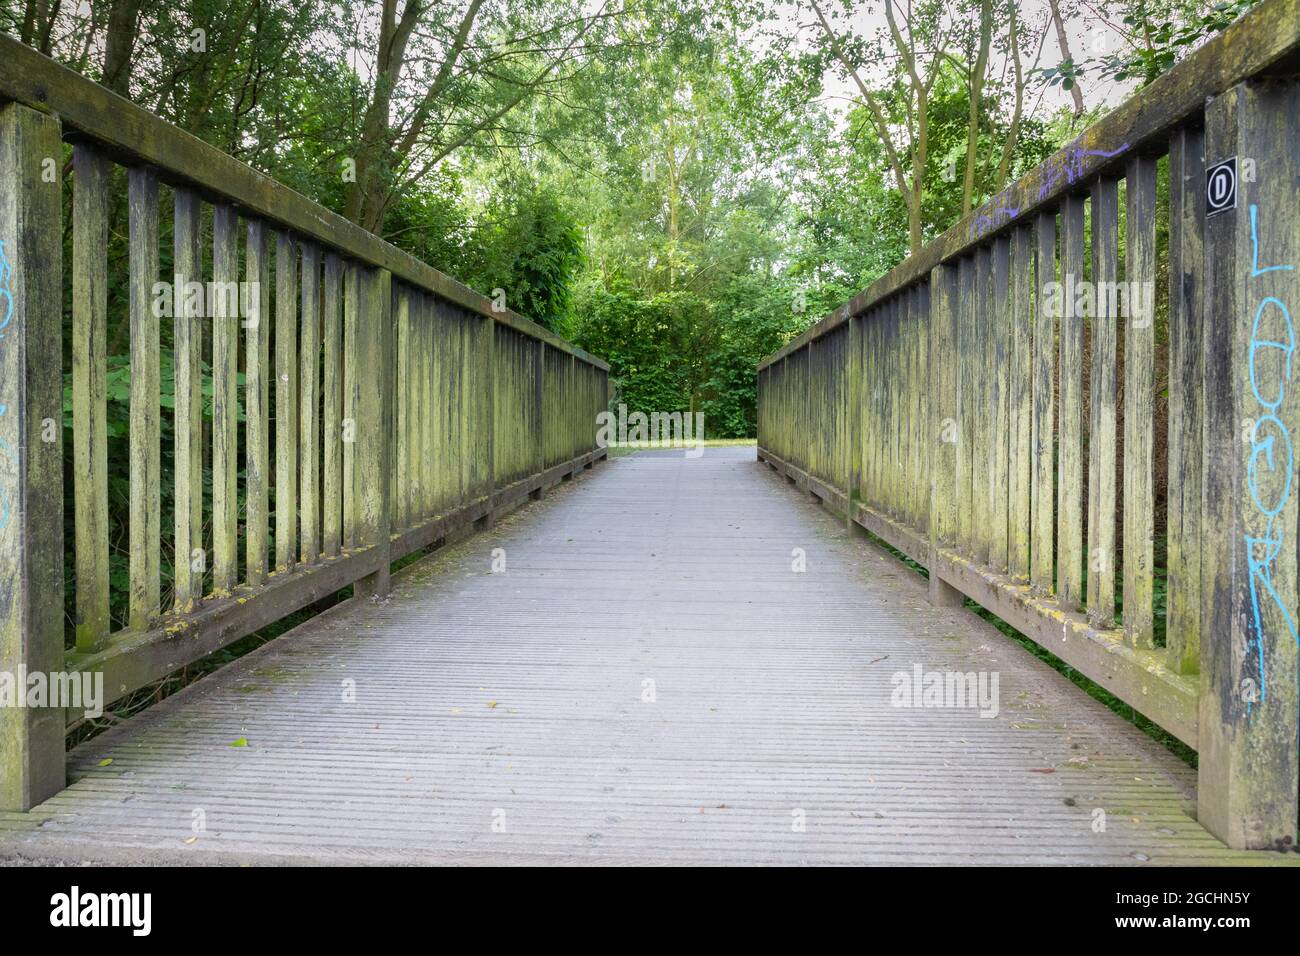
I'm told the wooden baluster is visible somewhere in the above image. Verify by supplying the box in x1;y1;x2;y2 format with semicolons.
245;220;270;586
275;230;298;571
991;236;1011;572
1124;156;1158;646
321;252;342;558
1087;178;1120;627
300;241;321;564
1057;195;1086;610
1030;211;1057;593
1166;127;1205;673
1008;225;1033;581
173;187;203;613
211;204;239;594
127;167;160;629
72;144;110;645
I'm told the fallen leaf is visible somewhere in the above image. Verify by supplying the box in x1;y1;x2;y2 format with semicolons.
229;737;249;748
1028;767;1055;774
98;758;113;767
183;836;198;845
487;700;498;709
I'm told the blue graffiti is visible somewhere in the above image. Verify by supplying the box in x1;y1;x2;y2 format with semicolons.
0;238;12;339
1035;141;1130;202
1242;204;1298;713
968;200;1021;240
965;140;1131;242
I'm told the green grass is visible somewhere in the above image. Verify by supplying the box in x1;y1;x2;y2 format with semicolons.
606;437;757;458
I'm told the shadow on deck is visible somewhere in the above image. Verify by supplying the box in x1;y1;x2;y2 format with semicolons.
0;447;1288;865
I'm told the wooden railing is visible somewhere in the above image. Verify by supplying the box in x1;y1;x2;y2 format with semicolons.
758;0;1300;850
0;37;608;811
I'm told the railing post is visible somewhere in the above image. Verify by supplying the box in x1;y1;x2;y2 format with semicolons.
845;314;860;526
353;266;393;599
0;102;65;810
927;263;962;607
1199;78;1300;849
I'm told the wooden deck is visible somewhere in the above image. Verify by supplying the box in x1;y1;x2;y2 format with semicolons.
0;446;1289;865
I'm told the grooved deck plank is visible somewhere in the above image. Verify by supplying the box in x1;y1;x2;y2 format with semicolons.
1;448;1290;866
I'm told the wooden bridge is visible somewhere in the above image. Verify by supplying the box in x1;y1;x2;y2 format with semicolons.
1;0;1299;864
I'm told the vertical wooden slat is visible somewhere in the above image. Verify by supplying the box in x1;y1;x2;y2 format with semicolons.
454;310;468;502
300;241;321;564
534;337;545;480
0;102;65;810
411;292;425;523
485;317;496;506
395;285;410;531
916;281;931;536
353;266;392;598
275;231;298;570
244;220;270;586
972;247;991;565
211;204;239;594
172;187;203;613
421;294;434;518
321;252;342;557
1124;156;1157;646
127;166;160;629
1166;127;1205;673
957;258;975;555
1057;194;1086;610
1008;225;1033;581
911;290;923;528
990;236;1011;571
847;314;861;525
1087;177;1120;627
1031;211;1057;592
72;144;110;646
342;260;359;549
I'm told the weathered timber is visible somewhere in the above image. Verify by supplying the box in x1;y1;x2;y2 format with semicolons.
1086;177;1119;628
172;186;203;613
72;144;110;647
1198;78;1300;850
0;103;64;811
127;166;160;630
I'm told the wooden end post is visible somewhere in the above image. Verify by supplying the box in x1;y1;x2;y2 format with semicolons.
1199;78;1300;849
0;102;65;810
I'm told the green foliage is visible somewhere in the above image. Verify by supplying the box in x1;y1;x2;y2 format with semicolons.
462;177;585;335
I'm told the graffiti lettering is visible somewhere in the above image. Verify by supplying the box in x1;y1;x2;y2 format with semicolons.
1242;204;1298;712
0;239;12;534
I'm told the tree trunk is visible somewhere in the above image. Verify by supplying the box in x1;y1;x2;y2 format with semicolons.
961;0;993;215
103;0;146;97
1048;0;1085;117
